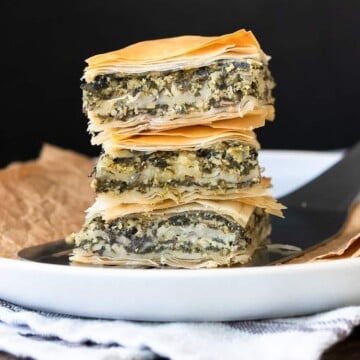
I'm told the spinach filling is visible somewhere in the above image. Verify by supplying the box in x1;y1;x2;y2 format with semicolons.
82;59;274;122
73;208;269;257
93;141;260;195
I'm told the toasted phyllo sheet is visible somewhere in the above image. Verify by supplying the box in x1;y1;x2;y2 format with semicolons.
84;29;266;80
68;206;270;269
93;141;260;202
86;182;286;219
98;126;260;155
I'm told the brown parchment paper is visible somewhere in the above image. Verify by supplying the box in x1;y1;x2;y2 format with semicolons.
282;202;360;264
0;145;95;259
0;144;359;264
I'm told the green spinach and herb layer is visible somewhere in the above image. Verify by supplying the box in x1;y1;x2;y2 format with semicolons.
69;208;269;259
93;141;260;196
82;59;274;122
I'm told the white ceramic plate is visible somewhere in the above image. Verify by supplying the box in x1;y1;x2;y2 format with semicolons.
0;150;359;321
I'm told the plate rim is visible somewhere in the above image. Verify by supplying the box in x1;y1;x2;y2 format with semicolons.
1;256;360;277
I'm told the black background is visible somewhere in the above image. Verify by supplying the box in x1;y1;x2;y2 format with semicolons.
2;0;359;166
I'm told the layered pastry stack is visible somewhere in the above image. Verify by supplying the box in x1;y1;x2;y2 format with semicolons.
68;29;284;268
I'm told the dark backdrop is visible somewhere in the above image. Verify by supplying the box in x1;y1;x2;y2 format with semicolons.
2;0;359;166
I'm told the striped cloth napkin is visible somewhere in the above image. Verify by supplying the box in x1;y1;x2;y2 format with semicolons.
0;299;359;360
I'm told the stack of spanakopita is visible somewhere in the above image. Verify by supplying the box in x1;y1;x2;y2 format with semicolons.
68;29;284;268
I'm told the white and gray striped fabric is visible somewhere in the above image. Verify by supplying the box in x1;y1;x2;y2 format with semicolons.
0;299;359;360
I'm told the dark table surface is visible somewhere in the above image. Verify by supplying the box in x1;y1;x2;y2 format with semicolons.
0;325;359;360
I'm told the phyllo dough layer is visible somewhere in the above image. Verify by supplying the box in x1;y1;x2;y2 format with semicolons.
84;29;266;80
68;206;270;269
98;126;260;155
90;106;274;139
